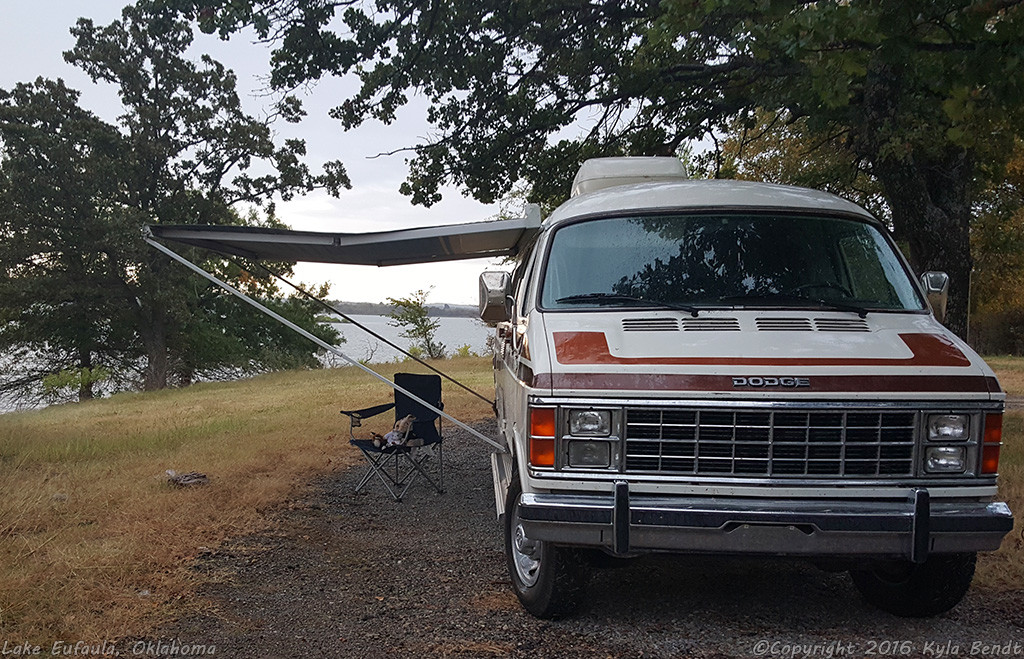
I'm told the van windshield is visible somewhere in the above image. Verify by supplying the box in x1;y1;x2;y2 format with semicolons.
540;214;925;312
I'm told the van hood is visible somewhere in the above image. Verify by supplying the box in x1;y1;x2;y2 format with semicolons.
531;311;1002;401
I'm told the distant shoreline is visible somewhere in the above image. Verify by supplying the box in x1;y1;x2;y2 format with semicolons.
324;301;479;318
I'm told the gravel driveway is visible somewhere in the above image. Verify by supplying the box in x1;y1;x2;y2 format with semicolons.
161;420;1023;658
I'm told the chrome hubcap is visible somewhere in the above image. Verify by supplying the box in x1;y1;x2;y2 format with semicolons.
511;503;541;587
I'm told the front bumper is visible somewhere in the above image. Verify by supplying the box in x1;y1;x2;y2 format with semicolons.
518;484;1013;562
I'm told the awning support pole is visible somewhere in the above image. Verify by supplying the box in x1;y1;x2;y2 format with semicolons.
144;232;506;453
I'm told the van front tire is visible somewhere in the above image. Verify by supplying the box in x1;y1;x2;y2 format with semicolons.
504;477;588;618
849;553;976;617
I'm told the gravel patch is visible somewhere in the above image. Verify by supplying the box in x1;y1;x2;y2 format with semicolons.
158;420;1022;658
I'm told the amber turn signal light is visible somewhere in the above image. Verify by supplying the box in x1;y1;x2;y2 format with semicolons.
982;414;1002;475
529;407;556;467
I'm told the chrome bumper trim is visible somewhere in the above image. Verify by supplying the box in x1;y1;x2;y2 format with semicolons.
517;491;1013;559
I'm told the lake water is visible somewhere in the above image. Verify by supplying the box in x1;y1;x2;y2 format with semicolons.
0;315;494;413
327;314;493;363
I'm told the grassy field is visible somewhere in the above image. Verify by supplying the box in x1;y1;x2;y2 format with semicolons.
0;356;1021;643
984;356;1024;397
0;357;494;643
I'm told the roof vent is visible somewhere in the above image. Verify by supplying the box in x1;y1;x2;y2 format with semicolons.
571;157;688;197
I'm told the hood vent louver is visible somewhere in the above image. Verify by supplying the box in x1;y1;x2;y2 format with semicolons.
755;317;872;332
622;317;742;332
755;317;814;332
680;318;740;331
622;318;679;332
814;318;871;332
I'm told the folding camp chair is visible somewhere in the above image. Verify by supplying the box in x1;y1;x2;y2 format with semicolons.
341;373;445;502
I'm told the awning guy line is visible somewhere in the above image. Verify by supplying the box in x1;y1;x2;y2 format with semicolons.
144;232;506;453
230;255;495;407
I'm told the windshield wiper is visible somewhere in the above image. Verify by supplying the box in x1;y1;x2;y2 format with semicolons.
556;293;699;317
716;293;869;318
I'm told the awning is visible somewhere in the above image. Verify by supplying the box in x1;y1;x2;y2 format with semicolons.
146;206;541;266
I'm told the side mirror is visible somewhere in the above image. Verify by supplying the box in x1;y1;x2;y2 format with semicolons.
479;271;511;323
920;271;949;323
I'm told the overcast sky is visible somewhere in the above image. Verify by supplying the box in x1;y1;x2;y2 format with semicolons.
0;1;507;305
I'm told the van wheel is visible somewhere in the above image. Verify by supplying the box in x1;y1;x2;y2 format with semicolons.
504;476;588;618
849;553;976;617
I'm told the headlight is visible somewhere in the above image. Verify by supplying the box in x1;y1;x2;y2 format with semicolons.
927;414;970;441
567;440;612;468
568;409;612;436
925;446;967;473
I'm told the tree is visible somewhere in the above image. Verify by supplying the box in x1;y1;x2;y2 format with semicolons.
690;110;889;222
64;1;349;390
0;79;132;402
702;112;1024;353
386;289;446;360
0;2;346;401
179;0;1024;338
970;139;1024;353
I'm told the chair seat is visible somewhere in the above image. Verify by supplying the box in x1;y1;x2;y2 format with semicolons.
349;438;410;454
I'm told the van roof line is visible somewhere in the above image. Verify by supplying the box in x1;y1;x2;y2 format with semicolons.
546;178;878;228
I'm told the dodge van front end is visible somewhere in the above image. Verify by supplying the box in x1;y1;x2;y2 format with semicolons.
517;400;1011;559
487;160;1013;620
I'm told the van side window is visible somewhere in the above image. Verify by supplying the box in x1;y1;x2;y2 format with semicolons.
510;243;537;318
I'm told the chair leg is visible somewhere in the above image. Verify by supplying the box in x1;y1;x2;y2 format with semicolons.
351;442;442;502
354;450;387;492
399;446;444;495
353;448;404;502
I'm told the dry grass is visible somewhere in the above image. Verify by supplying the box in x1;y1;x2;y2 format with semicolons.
1;355;1021;642
975;408;1024;590
0;357;494;643
985;355;1024;397
975;357;1023;591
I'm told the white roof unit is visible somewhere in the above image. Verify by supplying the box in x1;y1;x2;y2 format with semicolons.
570;156;687;197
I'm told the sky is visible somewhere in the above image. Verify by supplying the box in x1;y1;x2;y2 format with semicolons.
0;1;509;305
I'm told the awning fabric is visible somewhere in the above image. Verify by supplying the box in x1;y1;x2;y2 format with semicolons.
147;209;541;266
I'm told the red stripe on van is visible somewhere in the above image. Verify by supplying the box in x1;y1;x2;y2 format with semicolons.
552;331;971;367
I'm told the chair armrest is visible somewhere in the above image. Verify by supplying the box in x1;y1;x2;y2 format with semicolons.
340;402;395;421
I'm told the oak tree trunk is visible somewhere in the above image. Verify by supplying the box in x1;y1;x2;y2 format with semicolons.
141;311;169;391
874;150;973;339
856;61;973;339
77;346;94;402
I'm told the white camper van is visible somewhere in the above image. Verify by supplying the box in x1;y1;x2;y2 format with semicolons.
148;155;1014;622
478;157;1013;619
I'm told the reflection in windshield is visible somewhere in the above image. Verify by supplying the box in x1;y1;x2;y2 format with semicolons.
540;214;924;311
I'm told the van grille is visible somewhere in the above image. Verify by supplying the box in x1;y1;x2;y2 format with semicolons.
624;408;916;477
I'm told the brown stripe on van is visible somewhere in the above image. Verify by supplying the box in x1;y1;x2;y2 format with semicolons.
552;331;971;367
